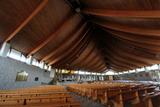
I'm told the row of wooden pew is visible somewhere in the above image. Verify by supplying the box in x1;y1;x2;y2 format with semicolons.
0;85;80;107
66;81;159;107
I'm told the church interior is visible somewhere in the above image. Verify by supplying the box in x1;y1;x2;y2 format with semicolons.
0;0;160;107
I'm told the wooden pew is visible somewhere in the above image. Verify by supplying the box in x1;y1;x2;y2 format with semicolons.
0;85;80;107
66;81;157;107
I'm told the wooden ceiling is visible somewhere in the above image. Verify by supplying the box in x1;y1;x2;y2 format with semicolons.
0;0;160;72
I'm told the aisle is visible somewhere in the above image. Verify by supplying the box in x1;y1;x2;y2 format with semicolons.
70;93;106;107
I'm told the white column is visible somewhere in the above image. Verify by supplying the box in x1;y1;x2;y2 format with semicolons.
0;42;10;57
158;64;160;70
50;69;55;78
109;75;113;81
26;55;33;65
144;67;148;72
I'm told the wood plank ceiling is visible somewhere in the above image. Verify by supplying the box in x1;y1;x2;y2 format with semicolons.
0;0;160;72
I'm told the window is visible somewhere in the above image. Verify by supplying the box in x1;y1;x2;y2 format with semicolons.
32;58;39;66
4;47;53;71
129;70;135;73
39;61;44;69
105;71;115;75
26;56;32;64
137;67;145;72
123;71;128;74
16;71;28;81
7;49;21;61
150;64;158;70
48;66;51;71
78;70;86;75
44;64;48;70
20;54;26;62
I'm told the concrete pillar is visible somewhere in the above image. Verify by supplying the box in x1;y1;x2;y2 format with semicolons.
42;62;45;69
50;69;55;78
145;67;148;72
102;76;104;81
158;64;160;70
39;61;44;69
96;73;99;81
0;42;10;57
26;56;33;65
77;70;80;82
109;75;113;81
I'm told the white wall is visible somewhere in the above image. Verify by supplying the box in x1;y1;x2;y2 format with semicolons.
0;57;52;89
119;71;153;81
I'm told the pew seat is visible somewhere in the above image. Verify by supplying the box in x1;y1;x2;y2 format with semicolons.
0;85;80;107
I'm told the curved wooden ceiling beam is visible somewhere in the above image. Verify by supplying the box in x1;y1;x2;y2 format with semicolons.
112;66;129;72
55;30;92;66
105;50;147;67
56;38;106;72
87;63;107;73
84;49;107;72
82;8;160;18
105;54;140;69
28;13;80;56
104;52;137;70
66;40;94;67
105;29;160;47
104;38;160;55
109;65;126;71
41;22;87;61
87;51;106;71
98;31;159;70
77;46;98;69
100;47;147;67
107;44;160;64
50;37;89;66
107;47;151;66
82;53;105;72
101;42;152;69
84;64;106;73
106;38;158;59
51;48;106;72
111;63;134;71
85;53;105;70
4;0;48;42
112;64;135;71
76;36;107;71
119;39;160;53
71;40;96;67
107;59;137;70
69;39;107;72
48;28;91;65
103;35;160;54
99;67;107;73
94;64;107;72
93;20;160;37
